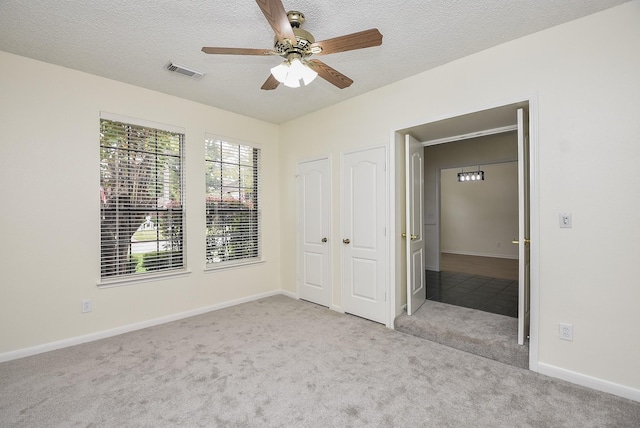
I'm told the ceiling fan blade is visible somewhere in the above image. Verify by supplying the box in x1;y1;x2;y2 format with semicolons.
201;47;275;56
311;29;383;55
255;0;297;44
308;60;353;89
261;74;280;90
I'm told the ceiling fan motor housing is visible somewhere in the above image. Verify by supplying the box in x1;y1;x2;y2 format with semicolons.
273;11;316;58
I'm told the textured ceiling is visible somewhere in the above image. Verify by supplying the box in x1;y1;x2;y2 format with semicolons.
0;0;629;124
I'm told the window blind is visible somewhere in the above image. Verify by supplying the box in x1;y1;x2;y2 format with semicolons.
100;118;185;279
205;136;260;265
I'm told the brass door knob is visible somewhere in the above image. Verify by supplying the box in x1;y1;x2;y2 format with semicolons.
512;238;531;245
343;238;350;244
410;234;419;240
321;237;328;243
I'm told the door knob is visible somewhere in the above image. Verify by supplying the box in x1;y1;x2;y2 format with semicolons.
511;238;531;244
343;238;350;244
401;232;407;238
410;234;419;240
321;237;328;243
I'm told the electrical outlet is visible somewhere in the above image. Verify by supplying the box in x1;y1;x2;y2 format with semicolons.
559;323;573;341
81;299;92;313
559;213;572;228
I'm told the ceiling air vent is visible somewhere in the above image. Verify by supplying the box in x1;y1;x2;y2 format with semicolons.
165;62;204;79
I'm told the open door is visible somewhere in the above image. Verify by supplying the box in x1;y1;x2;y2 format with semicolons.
517;108;531;345
406;134;426;315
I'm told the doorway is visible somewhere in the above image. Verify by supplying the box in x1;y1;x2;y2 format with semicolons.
394;100;537;368
430;158;519;318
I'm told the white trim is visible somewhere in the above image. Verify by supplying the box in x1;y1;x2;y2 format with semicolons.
100;111;185;134
386;142;392;328
280;289;298;299
391;93;532;136
330;304;344;314
422;125;518;146
0;290;287;364
204;132;263;150
388;136;398;328
527;93;540;371
440;250;518;260
98;270;192;288
537;362;640;402
204;259;265;272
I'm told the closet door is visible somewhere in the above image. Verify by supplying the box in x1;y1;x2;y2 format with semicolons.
297;158;331;307
341;146;387;324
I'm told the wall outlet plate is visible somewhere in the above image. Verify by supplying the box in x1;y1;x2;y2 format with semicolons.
81;299;92;313
559;323;573;341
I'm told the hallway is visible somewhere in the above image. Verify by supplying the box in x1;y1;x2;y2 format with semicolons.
428;254;519;318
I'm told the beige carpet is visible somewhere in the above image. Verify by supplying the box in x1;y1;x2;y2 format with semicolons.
1;295;638;427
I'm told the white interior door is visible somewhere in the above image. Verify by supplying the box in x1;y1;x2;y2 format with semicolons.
297;158;331;307
517;108;531;345
406;135;426;315
341;146;387;324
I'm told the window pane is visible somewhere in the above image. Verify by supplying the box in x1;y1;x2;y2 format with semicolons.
205;135;260;265
205;138;221;162
206;162;222;197
221;141;239;164
100;119;185;280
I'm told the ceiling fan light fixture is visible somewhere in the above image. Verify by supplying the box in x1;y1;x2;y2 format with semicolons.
270;62;289;82
292;58;318;85
270;57;318;88
283;69;301;88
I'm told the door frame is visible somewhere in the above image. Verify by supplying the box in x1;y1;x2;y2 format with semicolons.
387;95;540;371
296;155;333;307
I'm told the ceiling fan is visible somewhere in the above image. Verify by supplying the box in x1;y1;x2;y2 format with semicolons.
201;0;383;90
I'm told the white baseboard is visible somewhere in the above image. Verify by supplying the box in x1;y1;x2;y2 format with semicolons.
279;289;297;299
0;289;289;364
537;362;640;402
441;250;518;260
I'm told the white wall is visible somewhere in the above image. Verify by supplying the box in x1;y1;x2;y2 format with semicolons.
441;162;518;259
279;2;640;393
0;51;281;355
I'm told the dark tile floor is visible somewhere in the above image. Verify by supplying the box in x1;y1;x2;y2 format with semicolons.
426;270;518;318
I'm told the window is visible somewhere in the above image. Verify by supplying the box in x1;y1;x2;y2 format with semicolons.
100;115;185;281
205;136;260;266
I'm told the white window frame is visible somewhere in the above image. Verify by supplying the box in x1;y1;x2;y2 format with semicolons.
98;112;189;287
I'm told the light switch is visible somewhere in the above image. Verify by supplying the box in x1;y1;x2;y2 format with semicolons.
559;213;572;228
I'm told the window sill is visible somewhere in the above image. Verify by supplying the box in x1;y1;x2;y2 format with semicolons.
204;259;265;273
97;269;192;289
